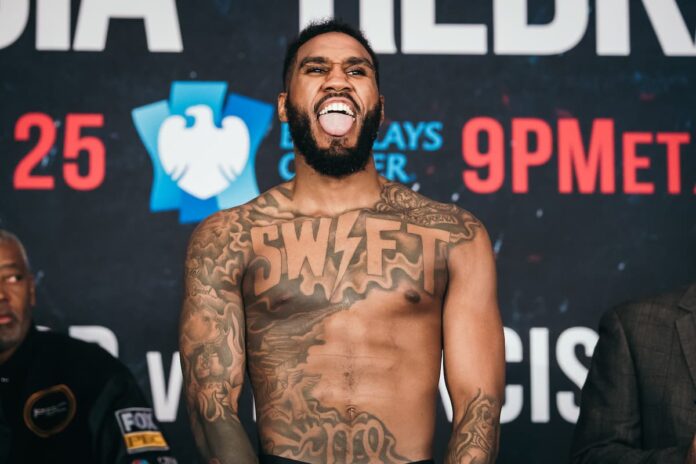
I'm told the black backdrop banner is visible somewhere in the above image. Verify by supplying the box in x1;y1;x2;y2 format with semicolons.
1;1;695;462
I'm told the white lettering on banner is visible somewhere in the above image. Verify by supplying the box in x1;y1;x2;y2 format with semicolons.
37;0;71;50
69;325;119;357
298;0;696;56
556;327;598;423
401;0;487;55
642;0;696;56
299;0;333;30
500;328;523;424
298;0;487;54
0;0;182;51
530;328;550;423
146;352;183;422
439;326;597;424
74;0;182;52
0;0;29;49
493;0;588;55
596;0;630;56
360;0;397;54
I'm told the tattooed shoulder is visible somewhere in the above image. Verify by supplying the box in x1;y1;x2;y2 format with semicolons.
192;207;251;249
374;182;482;247
184;185;302;279
184;206;255;289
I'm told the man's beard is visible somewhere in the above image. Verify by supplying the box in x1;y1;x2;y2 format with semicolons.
0;317;25;353
285;96;382;179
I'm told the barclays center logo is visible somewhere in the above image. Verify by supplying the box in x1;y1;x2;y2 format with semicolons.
132;82;274;223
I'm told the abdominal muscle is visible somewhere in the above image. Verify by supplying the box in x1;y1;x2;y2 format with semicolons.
251;290;442;463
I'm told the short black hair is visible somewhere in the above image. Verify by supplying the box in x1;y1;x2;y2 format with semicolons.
282;19;380;90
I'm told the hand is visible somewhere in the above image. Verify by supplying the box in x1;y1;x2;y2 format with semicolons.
686;435;696;464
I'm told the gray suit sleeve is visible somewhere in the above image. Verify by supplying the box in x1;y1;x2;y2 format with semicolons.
570;309;688;464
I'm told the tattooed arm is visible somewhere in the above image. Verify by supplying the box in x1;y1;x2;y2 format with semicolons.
443;219;504;464
179;212;258;464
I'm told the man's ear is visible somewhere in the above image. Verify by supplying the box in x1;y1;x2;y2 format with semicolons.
278;92;288;122
379;95;385;124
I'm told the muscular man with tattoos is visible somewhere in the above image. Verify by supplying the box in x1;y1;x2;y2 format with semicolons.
179;20;504;464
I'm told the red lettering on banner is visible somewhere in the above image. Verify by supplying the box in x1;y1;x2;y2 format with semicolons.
656;132;690;195
512;119;552;193
558;119;615;194
460;117;693;195
12;112;106;191
461;117;504;193
623;132;654;194
13;113;57;190
63;114;106;191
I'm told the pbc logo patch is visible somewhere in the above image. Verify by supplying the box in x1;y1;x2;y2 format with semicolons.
23;384;76;437
115;407;169;454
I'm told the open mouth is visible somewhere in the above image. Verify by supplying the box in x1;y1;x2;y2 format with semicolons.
317;101;356;137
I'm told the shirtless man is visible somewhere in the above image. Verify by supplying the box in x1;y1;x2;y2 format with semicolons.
179;20;504;464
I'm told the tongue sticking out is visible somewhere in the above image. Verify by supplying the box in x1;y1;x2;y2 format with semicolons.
318;112;354;137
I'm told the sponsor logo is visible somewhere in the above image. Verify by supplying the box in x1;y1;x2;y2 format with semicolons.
115;407;169;454
23;384;76;437
278;121;442;183
133;81;274;223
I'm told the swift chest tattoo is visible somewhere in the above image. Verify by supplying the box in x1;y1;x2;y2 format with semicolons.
249;213;450;298
244;184;481;302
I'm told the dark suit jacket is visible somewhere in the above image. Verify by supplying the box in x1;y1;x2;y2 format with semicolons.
571;283;696;463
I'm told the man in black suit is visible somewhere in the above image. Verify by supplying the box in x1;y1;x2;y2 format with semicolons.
0;229;178;463
572;282;696;463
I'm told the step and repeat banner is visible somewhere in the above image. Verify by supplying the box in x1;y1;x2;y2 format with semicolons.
1;0;695;462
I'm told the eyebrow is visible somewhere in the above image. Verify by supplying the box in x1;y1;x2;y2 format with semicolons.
298;56;375;71
0;262;21;271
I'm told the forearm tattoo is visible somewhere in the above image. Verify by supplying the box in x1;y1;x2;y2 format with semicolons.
180;212;256;462
445;390;500;464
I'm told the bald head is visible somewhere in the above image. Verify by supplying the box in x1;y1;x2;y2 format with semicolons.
0;230;30;271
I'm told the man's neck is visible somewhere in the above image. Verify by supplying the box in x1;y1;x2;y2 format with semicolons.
0;324;33;366
290;154;385;217
0;345;19;365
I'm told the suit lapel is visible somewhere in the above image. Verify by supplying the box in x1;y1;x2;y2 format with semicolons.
676;283;696;390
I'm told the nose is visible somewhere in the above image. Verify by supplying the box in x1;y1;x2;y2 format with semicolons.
321;64;351;93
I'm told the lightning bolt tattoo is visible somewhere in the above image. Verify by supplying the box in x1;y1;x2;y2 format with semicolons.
331;210;362;298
